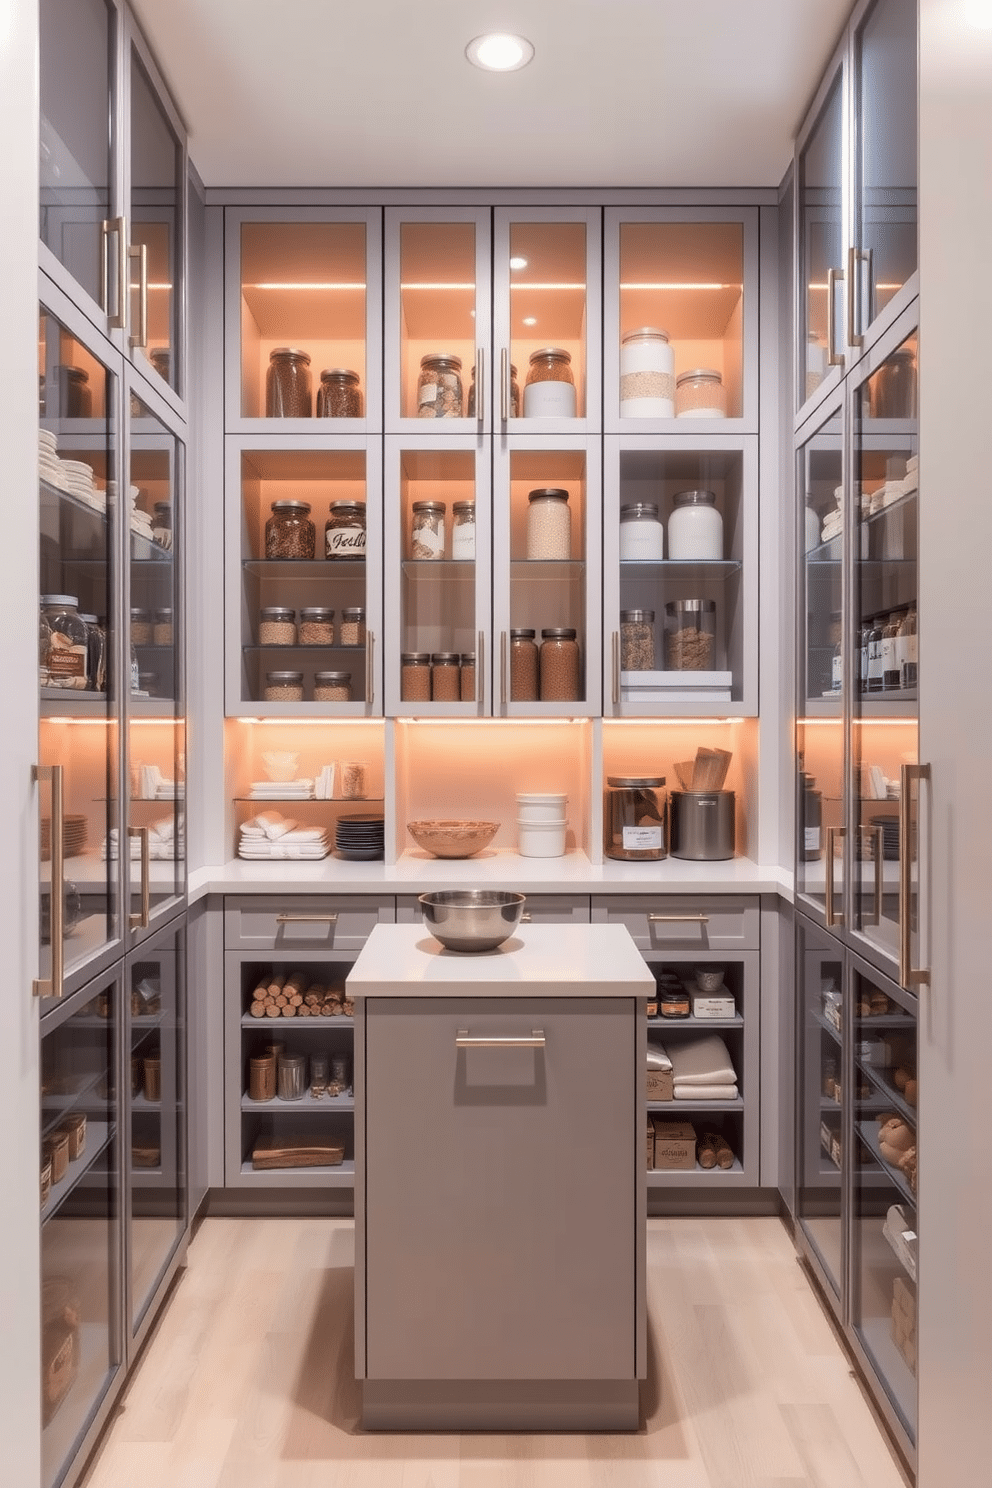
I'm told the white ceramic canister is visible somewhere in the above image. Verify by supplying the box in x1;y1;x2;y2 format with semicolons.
517;818;568;857
619;502;664;561
516;792;568;823
619;327;675;418
667;489;723;560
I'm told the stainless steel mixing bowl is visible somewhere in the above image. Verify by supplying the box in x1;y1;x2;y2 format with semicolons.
419;889;526;952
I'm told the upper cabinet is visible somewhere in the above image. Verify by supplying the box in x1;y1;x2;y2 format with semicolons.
796;0;917;425
39;0;188;413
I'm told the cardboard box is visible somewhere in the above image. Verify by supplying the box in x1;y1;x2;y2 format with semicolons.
646;1068;674;1101
651;1118;696;1171
693;995;736;1019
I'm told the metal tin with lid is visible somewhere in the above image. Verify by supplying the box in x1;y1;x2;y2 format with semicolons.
604;775;667;861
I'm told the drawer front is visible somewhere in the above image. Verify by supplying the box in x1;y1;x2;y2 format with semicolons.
225;895;394;951
395;894;590;926
591;895;759;952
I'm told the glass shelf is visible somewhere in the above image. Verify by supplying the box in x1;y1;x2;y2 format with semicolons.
243;559;366;580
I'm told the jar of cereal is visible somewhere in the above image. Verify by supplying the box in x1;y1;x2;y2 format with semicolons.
417;353;463;418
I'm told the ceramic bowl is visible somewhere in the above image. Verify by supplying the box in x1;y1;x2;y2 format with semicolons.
419;890;526;952
407;820;499;858
261;751;299;782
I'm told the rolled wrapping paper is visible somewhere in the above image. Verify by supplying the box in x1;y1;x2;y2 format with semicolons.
666;1033;737;1086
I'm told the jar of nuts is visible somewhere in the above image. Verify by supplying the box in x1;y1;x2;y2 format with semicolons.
259;607;297;645
620;609;655;670
316;368;362;418
417;353;463;418
263;670;304;702
460;652;476;701
324;500;366;560
540;627;581;702
509;629;539;701
265;500;315;559
313;670;352;702
130;606;152;646
664;599;716;670
266;348;312;418
430;653;461;701
523;348;576;418
153;608;174;646
400;652;432;702
299;607;334;645
339;607;366;646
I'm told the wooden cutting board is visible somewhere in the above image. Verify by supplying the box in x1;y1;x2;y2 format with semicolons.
251;1135;345;1170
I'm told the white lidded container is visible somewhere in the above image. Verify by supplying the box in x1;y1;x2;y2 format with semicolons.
667;489;723;560
619;327;675;417
619;502;664;561
516;792;568;823
517;818;569;857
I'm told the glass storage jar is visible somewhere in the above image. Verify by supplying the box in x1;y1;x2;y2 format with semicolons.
130;607;152;646
526;488;571;560
675;368;727;418
619;502;664;561
417;353;463;418
259;607;297;645
78;613;106;692
667;489;723;560
509;629;539;701
56;365;91;418
430;652;461;701
411;500;446;560
263;670;304;702
153;608;174;646
523;348;576;418
39;608;52;683
324;500;366;560
266;348;312;418
540;627;581;701
299;607;334;645
400;652;432;702
664;599;716;670
873;346;917;419
265;500;315;559
314;670;352;702
620;609;656;671
603;776;667;861
898;606;918;688
339;607;366;646
451;500;476;560
619;327;675;417
460;653;476;701
883;611;904;690
151;501;172;550
316;368;362;418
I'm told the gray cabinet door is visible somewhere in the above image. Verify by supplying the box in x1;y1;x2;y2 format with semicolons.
364;996;637;1381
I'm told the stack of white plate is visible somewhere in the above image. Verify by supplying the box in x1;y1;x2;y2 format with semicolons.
61;459;104;512
39;428;67;490
516;792;568;858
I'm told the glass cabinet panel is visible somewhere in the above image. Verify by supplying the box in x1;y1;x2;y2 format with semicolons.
851;332;918;967
127;930;185;1334
39;307;121;991
799;69;846;409
392;216;484;429
128;41;182;395
40;975;122;1488
127;394;184;921
796;918;845;1301
39;0;117;317
796;406;844;913
851;964;917;1441
502;218;591;423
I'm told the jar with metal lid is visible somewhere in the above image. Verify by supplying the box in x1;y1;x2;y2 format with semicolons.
872;346;917;419
400;652;432;702
523;348;577;418
460;652;476;702
153;608;174;646
265;348;312;418
314;670;352;702
451;500;476;560
603;775;667;861
152;501;172;550
509;628;539;701
431;652;461;701
664;599;716;670
339;607;366;646
324;500;366;560
658;987;690;1018
77;613;106;691
316;368;362;418
539;627;581;701
619;502;664;561
39;608;52;683
882;611;903;690
265;500;315;559
527;488;571;560
620;327;675;417
417;353;463;418
620;609;655;671
898;606;917;688
130;607;152;646
411;500;446;560
259;606;297;646
277;1054;307;1101
299;607;334;645
56;364;91;418
667;489;723;560
675;368;727;419
263;670;304;702
41;596;89;689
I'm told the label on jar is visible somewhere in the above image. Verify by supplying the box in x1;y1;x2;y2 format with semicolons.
417;383;438;406
623;826;662;851
451;526;475;561
619;523;664;561
804;826;821;852
326;525;366;559
523;380;577;418
46;638;87;683
411;521;444;560
831;653;842;690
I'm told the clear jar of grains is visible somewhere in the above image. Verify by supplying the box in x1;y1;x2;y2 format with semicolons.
675;368;727;419
153;608;174;646
417;353;463;418
265;348;312;418
299;607;334;645
259;606;297;645
411;500;445;559
620;609;656;670
665;599;716;670
540;627;581;701
314;670;352;702
400;652;432;702
460;652;476;701
339;607;366;646
509;628;539;701
523;348;577;418
130;606;152;646
263;670;304;702
431;653;461;701
316;368;362;418
526;488;571;560
324;500;366;560
265;500;315;559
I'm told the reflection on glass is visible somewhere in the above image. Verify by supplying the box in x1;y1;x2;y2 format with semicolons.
857;0;917;328
796;923;844;1298
399;223;476;420
510;222;586;419
399;450;477;705
801;73;844;402
130;49;180;390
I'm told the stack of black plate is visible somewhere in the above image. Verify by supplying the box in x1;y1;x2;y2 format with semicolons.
871;814;900;861
335;813;385;860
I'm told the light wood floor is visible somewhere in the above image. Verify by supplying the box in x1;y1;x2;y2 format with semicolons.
80;1216;910;1488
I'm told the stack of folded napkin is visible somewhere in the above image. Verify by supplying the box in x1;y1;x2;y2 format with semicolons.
668;1034;738;1100
238;811;329;860
103;817;181;860
248;779;314;801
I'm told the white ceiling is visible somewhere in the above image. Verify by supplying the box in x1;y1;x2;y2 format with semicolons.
130;0;852;190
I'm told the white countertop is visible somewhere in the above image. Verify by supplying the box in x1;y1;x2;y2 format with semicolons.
348;922;655;997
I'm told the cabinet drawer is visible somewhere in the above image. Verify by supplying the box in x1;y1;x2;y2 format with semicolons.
396;894;590;926
591;896;759;952
225;895;394;951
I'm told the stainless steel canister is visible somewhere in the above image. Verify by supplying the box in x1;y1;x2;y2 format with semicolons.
277;1054;307;1100
668;790;736;860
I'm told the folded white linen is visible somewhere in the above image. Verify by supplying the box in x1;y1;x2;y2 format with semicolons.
240;810;298;840
238;843;328;860
674;1083;739;1100
249;780;313;795
646;1043;672;1071
667;1034;737;1086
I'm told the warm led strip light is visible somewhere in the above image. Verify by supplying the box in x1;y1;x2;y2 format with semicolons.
620;281;739;290
249;281;367;290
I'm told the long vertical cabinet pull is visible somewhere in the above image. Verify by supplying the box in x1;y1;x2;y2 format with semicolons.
129;825;151;929
477;631;485;705
475;349;485;427
129;242;149;348
825;825;846;925
366;631;375;708
611;631;620;707
900;762;931;989
500;348;509;423
33;764;65;999
846;246;873;350
100;216;128;329
500;631;507;709
826;267;845;366
861;823;884;926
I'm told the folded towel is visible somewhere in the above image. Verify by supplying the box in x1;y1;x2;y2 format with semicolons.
240;810;298;840
674;1083;739;1101
646;1043;672;1071
667;1034;737;1086
238;843;329;860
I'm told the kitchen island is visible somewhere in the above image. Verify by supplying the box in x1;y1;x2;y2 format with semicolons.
348;921;652;1431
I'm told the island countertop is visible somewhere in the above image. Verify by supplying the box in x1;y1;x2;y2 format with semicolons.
347;921;654;998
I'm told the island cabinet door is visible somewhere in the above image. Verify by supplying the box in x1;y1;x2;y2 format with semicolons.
363;996;639;1382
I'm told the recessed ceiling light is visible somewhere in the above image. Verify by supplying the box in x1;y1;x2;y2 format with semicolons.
523;316;537;326
509;256;528;270
466;33;535;72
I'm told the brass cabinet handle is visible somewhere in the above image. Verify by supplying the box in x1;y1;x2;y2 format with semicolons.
129;242;148;348
826;266;844;367
366;630;375;708
129;825;151;929
648;913;710;924
456;1029;545;1048
900;763;931;989
477;630;484;705
500;630;507;709
101;216;128;328
476;348;485;425
611;630;620;707
500;347;509;423
847;246;873;349
861;823;884;927
275;913;339;924
825;824;846;926
34;765;65;999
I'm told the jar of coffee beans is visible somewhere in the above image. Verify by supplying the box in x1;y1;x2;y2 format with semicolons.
509;629;539;701
316;368;362;418
299;607;334;645
266;348;312;417
417;353;463;418
431;653;461;701
263;671;304;702
540;627;581;701
339;607;366;646
259;607;297;645
460;653;476;701
400;652;432;702
324;500;366;560
265;500;315;559
620;609;655;670
313;670;352;702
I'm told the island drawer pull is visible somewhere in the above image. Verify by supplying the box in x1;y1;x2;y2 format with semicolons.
455;1029;545;1048
275;913;339;925
648;913;710;924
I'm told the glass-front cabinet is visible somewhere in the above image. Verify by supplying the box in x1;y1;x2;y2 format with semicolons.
796;917;844;1302
797;56;846;415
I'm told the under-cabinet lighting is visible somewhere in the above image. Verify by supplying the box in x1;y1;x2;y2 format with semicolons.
398;716;583;725
620;282;737;291
511;283;585;291
249;282;366;291
239;716;383;726
147;283;173;290
401;282;476;291
605;717;746;726
465;33;535;71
